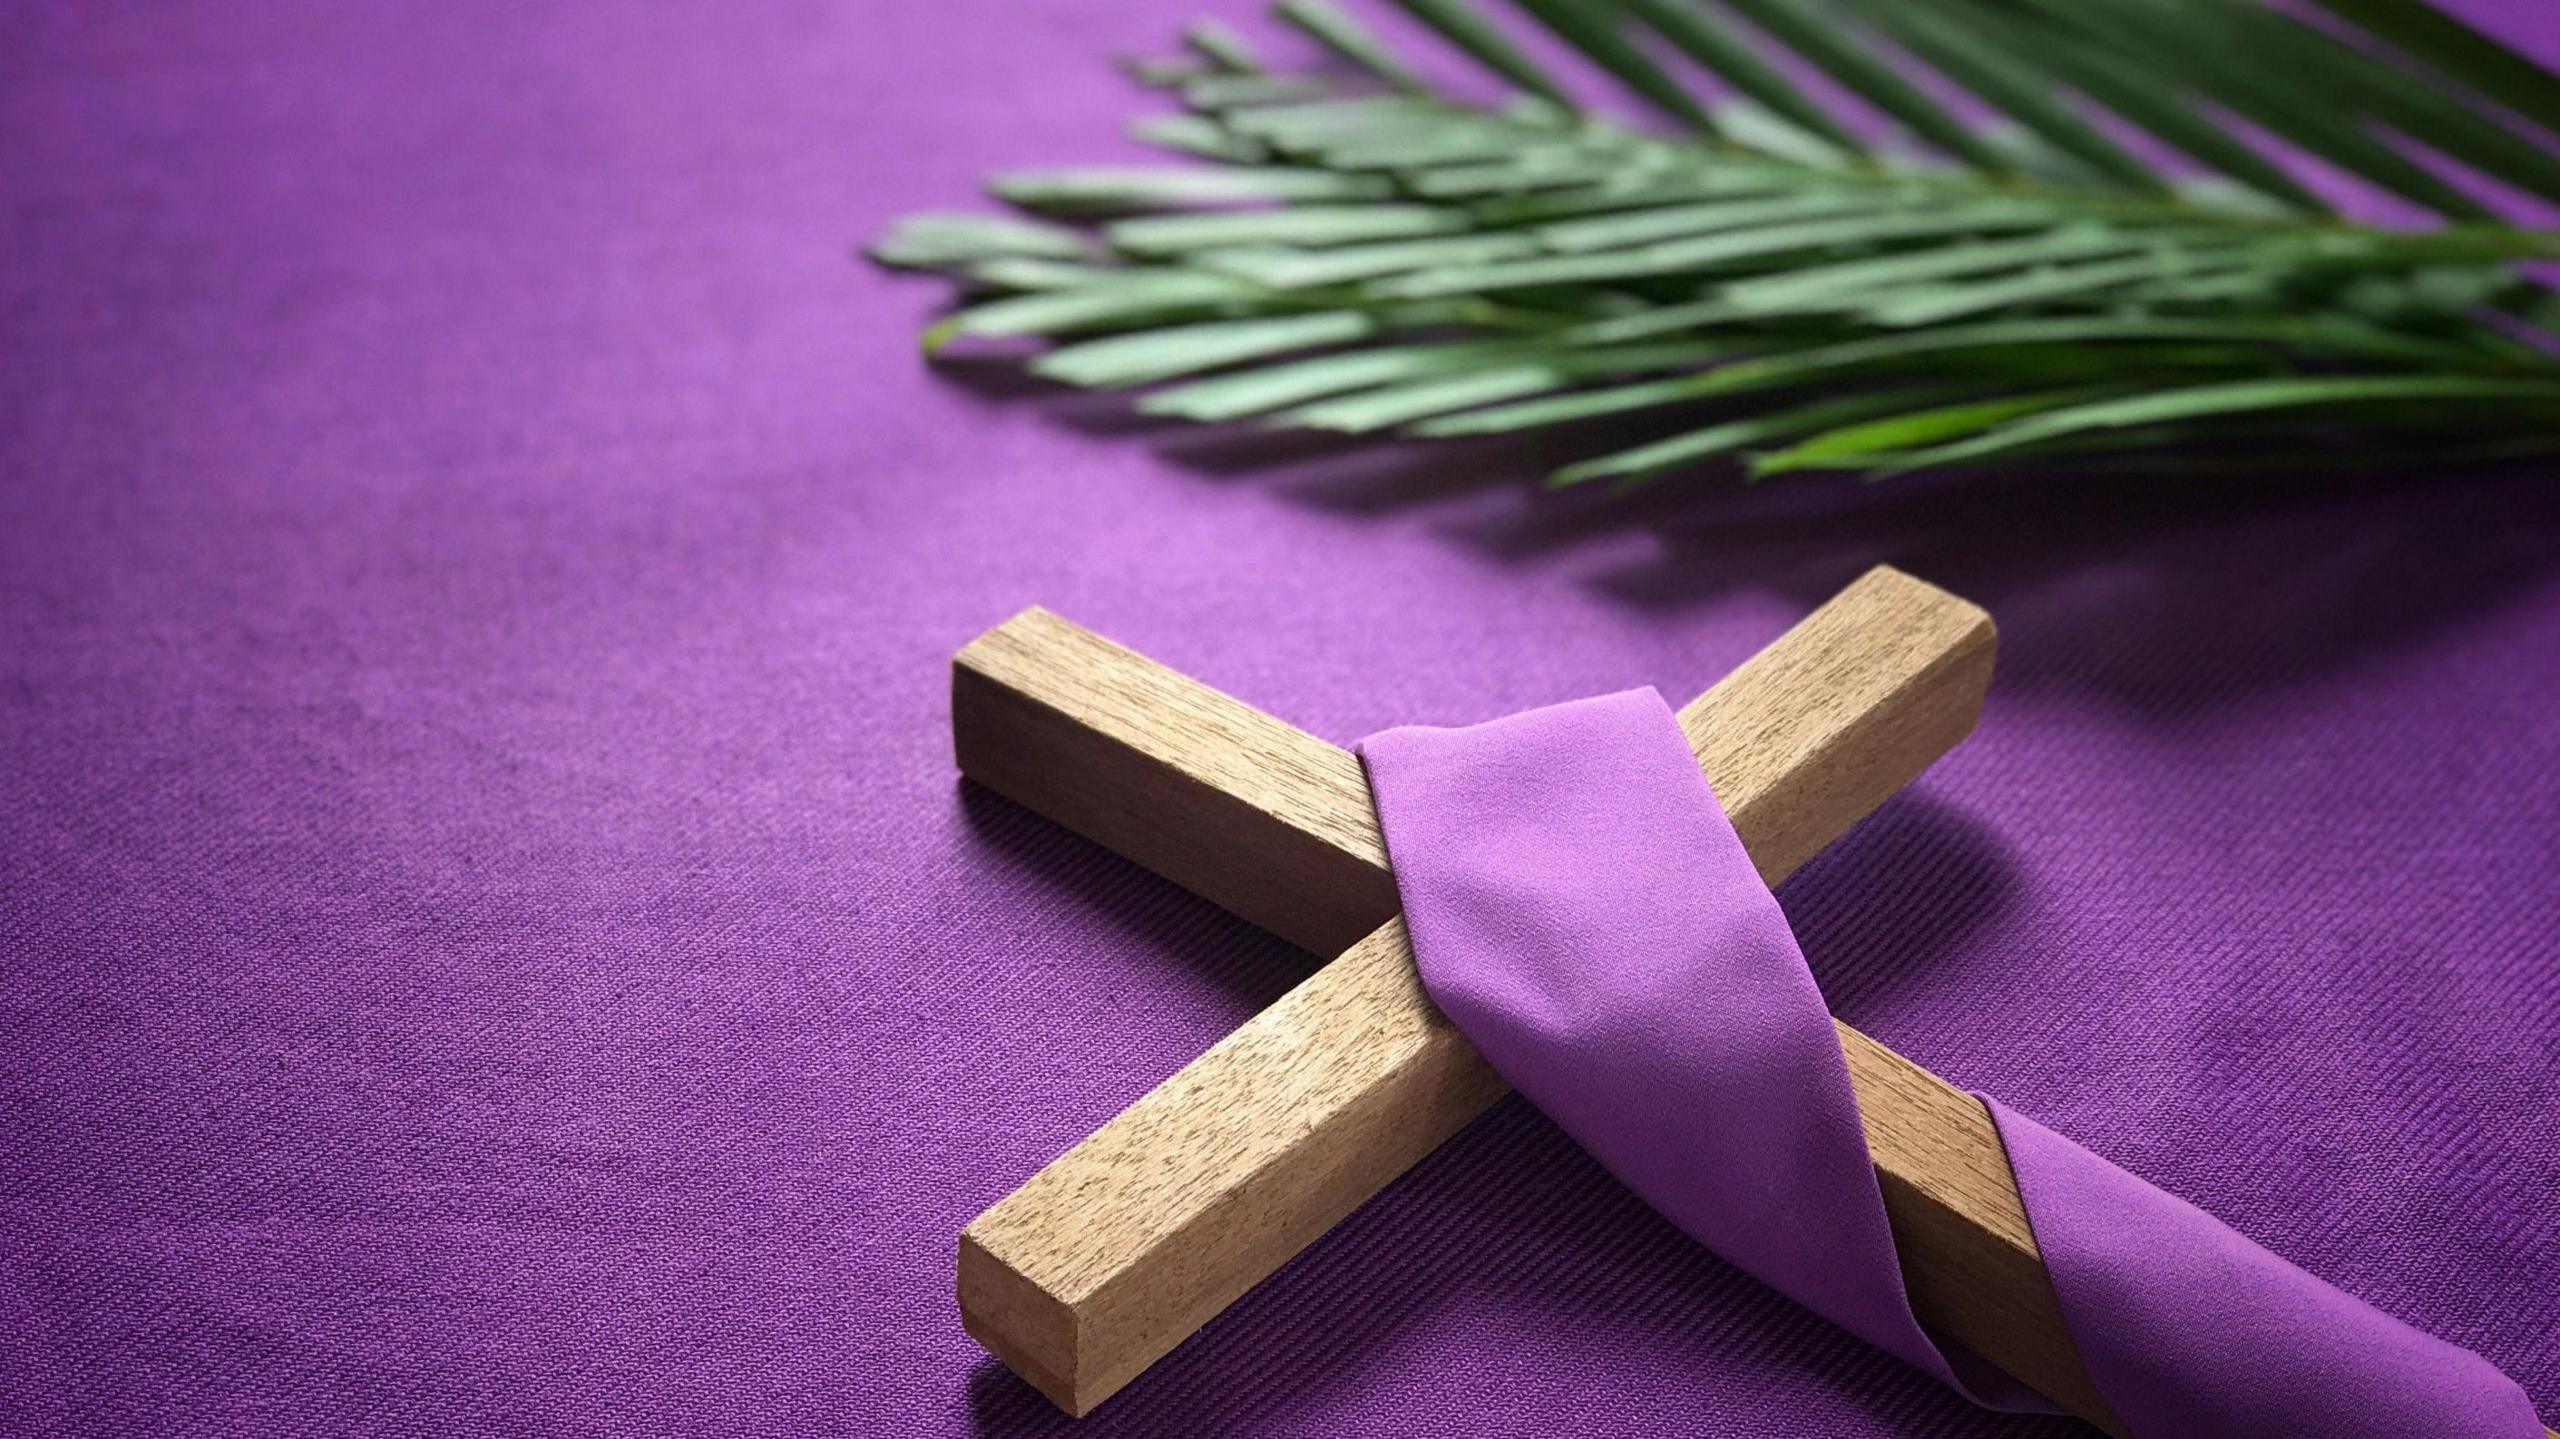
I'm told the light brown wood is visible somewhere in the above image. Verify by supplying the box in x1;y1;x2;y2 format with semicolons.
953;602;1390;960
952;569;2113;1423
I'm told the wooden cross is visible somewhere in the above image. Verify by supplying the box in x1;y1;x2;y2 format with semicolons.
944;568;2066;1433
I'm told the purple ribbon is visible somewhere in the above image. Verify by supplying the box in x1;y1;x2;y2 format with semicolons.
1360;688;2538;1438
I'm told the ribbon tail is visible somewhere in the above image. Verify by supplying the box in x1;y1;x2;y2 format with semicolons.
1987;1099;2542;1439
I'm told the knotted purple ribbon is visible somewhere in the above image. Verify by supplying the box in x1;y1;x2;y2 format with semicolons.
1359;689;2539;1439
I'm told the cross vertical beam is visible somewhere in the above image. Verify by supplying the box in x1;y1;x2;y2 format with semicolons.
952;569;2118;1429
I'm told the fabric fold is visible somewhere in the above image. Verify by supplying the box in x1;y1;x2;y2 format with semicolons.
1988;1100;2542;1438
1359;688;2539;1439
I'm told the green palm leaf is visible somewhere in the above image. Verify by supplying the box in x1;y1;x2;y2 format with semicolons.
1278;0;1432;91
875;0;2560;485
1882;375;2560;472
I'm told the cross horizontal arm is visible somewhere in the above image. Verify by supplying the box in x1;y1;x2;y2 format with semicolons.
951;568;2119;1429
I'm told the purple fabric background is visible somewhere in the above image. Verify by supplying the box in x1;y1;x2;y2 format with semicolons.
2;2;2554;1436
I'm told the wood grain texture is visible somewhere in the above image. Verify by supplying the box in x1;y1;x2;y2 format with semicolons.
952;568;2122;1424
954;606;1391;959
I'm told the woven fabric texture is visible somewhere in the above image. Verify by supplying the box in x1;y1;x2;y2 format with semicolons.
2;2;2555;1436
